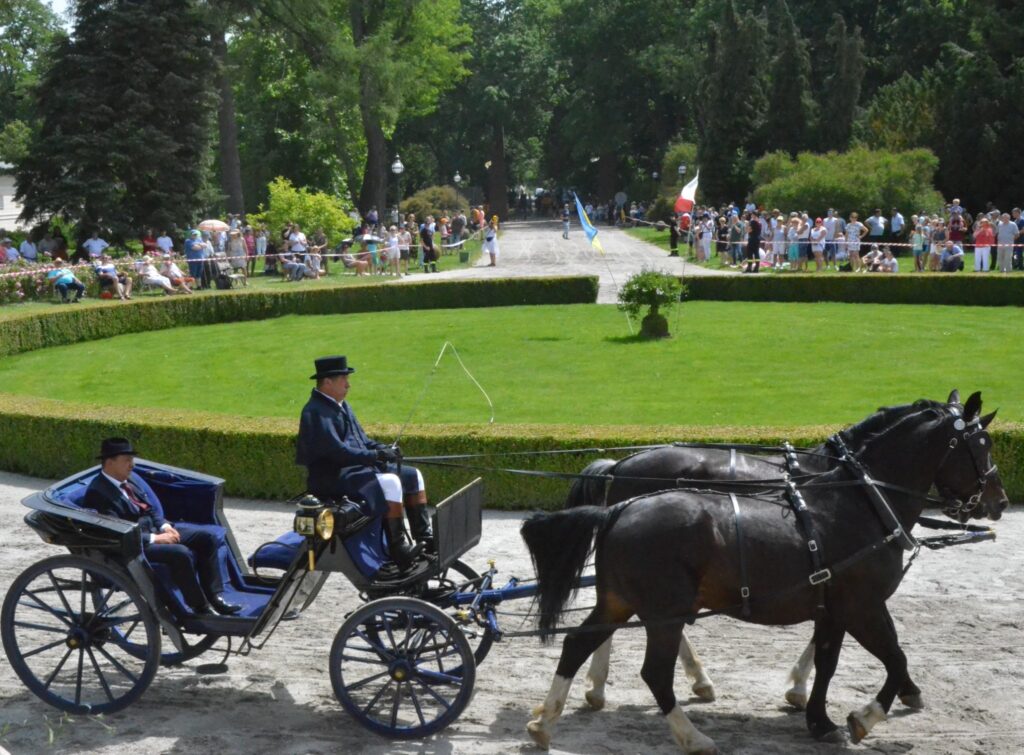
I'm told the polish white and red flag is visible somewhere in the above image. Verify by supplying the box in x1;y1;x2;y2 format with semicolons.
674;171;700;215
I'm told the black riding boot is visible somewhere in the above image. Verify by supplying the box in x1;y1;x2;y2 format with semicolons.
406;504;436;554
385;516;423;570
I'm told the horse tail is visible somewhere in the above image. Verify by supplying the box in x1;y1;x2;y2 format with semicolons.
521;506;610;639
564;459;616;509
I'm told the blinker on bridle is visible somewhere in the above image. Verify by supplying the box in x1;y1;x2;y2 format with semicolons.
941;415;998;521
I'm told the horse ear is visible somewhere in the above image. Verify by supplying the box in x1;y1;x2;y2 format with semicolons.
980;410;997;428
963;391;982;421
947;389;961;405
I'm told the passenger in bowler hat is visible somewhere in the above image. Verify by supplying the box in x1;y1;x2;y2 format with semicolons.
295;355;434;571
84;438;241;615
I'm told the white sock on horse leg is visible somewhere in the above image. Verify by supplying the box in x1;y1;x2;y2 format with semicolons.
527;674;572;750
678;632;715;701
848;699;886;743
585;638;612;709
785;640;815;709
666;704;717;754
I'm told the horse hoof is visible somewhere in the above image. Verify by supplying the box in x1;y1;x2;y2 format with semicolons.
785;689;808;710
810;723;845;744
900;693;924;710
692;682;716;702
846;713;868;744
526;721;551;750
584;689;605;710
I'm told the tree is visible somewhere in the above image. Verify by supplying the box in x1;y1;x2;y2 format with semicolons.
763;0;813;156
16;0;216;239
815;14;865;149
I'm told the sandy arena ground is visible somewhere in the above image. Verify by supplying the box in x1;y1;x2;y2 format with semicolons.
0;469;1021;755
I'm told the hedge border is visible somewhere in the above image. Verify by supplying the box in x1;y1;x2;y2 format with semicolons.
0;275;599;357
2;394;1022;508
684;274;1024;306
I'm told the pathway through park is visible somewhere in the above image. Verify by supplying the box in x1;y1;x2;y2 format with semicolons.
398;219;734;303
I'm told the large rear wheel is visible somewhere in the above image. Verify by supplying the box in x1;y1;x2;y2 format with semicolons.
1;555;160;714
330;597;475;739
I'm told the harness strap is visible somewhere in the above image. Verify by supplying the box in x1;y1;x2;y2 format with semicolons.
783;479;828;613
728;448;737;480
729;493;751;617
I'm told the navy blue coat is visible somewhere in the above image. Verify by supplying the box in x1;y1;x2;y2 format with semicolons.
295;390;389;516
84;471;169;537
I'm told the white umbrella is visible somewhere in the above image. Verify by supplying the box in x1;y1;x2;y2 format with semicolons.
198;219;230;232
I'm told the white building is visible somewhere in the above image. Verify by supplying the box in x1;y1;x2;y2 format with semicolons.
0;163;28;232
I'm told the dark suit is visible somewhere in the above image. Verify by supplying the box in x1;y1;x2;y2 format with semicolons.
295;390;393;516
84;472;223;610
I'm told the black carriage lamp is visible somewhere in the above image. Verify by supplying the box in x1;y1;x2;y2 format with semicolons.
294;494;335;570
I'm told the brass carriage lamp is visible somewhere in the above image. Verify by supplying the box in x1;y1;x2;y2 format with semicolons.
293;495;335;541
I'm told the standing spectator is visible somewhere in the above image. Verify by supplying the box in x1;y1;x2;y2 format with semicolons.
244;227;257;276
398;224;412;275
255;226;268;271
227;230;247;278
2;237;18;263
786;218;801;270
384;226;400;276
668;215;680;257
561;204;571;239
184;230;208;289
420;215;438;273
809;217;827;272
822;209;839;269
846;212;867;272
366;206;379;230
727;214;743;266
929;219;947;271
309;227;328;274
698;212;715;263
948;198;964;217
865;208;886;244
288;223;308;265
889;208;905;245
450;210;466;250
910;224;927;272
82;231;109;260
19;235;38;262
798;212;812;270
156;229;175;254
948;208;966;247
715;215;729;263
770;215;786;268
918;214;932;269
482;216;499;266
995;213;1019;273
46;266;86;302
1012;208;1024;270
141;228;159;256
743;212;762;273
51;228;69;260
973;217;995;272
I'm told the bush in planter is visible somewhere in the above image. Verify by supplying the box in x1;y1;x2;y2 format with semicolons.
617;269;686;338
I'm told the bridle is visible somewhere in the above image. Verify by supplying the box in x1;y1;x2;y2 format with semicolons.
937;413;1000;521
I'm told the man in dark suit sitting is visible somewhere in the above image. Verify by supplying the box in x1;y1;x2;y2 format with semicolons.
84;437;241;616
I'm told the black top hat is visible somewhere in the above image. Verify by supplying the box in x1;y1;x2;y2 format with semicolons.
97;437;138;460
310;355;356;380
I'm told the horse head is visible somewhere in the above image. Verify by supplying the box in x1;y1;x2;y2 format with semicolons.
934;391;1008;522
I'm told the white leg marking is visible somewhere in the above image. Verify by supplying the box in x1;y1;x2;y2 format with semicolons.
784;640;815;709
847;699;886;743
666;704;717;754
678;632;716;702
585;638;612;710
527;674;572;750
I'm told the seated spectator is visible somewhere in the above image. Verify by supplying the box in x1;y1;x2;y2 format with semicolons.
46;266;86;303
94;254;133;300
1;238;17;263
159;254;194;294
880;248;899;273
940;240;965;272
83;231;110;260
139;255;179;294
862;244;884;272
279;250;307;281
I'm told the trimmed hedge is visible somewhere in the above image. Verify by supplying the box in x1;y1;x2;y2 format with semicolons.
0;275;599;357
2;394;1021;508
684;274;1024;306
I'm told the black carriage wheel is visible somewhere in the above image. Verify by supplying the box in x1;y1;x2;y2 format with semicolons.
330;597;475;739
2;555;161;715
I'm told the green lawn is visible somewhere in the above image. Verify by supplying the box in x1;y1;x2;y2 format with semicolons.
0;240;482;323
0;302;1019;427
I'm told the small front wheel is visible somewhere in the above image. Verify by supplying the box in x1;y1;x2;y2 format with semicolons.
330;597;475;739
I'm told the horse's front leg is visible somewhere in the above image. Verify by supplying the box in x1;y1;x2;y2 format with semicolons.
584;636;612;710
805;616;847;743
678;631;716;701
844;605;912;743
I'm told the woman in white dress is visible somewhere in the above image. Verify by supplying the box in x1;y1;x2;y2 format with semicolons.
483;217;500;266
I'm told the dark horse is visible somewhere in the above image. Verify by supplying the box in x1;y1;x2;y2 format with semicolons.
523;392;1006;752
564;392;1002;710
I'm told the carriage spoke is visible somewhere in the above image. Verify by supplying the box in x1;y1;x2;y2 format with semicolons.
339;653;391;665
14;620;70;635
416;668;463;686
382;612;400;652
121;619;139;642
407;681;427;726
413;678;453;710
89;586;117;617
74;647;84;706
99;596;136;620
46;571;78;623
389;681;402;728
21;637;67;659
343;669;391;692
95;644;140;685
43;648;74;691
98;613;143;629
352;628;394;660
361;678;393;716
85;647;115;703
22;588;74;627
79;570;87;619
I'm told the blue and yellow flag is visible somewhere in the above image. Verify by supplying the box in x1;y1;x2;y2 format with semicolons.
573;193;604;254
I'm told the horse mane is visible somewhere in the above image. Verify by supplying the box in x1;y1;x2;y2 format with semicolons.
839;399;946;449
855;404;948;457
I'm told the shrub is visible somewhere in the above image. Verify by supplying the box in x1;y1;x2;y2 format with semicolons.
249;177;357;239
618;269;686;337
0;276;600;357
1;393;1021;506
400;185;470;221
750;147;945;217
682;274;1024;307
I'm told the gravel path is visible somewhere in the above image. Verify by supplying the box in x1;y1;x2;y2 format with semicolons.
0;470;1021;754
397;220;733;303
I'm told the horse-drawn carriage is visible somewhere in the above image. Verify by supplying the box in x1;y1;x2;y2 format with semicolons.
1;390;1009;750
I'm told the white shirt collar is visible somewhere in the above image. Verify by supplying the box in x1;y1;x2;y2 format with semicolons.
101;471;130;497
315;389;343;409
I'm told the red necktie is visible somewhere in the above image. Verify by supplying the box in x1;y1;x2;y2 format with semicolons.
121;482;150;513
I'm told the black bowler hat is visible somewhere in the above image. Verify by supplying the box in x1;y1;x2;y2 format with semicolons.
97;437;138;460
310;355;356;380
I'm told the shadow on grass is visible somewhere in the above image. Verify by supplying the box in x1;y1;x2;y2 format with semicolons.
603;333;671;344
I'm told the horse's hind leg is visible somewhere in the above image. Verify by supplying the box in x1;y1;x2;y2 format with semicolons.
844;605;912;744
678;631;716;701
584;636;612;710
527;608;623;750
641;622;717;754
785;639;815;709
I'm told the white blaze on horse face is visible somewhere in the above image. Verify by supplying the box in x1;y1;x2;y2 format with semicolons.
678;633;716;701
527;674;572;750
784;640;815;709
666;705;717;754
585;638;612;710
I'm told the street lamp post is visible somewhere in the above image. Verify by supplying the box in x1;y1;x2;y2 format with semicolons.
678;163;687;182
453;171;462;187
391;154;404;218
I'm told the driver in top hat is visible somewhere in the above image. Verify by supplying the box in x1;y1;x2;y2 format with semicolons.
295;355;433;570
